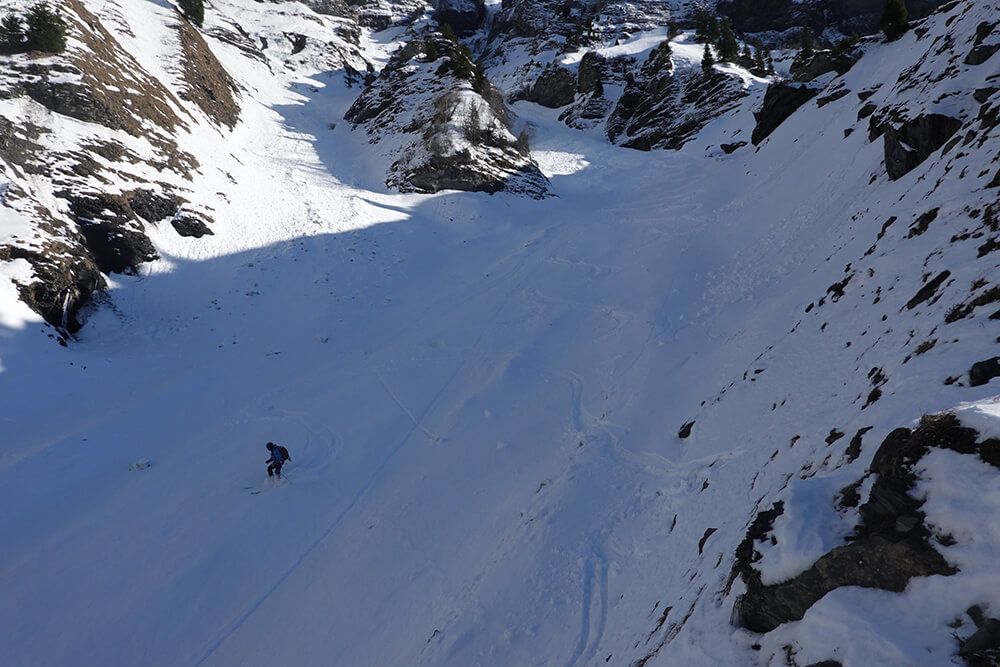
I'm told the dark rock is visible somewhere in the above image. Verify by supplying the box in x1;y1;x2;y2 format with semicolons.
0;241;105;333
907;208;940;238
698;527;717;554
816;88;851;108
960;618;1000;658
127;190;179;222
678;420;696;439
733;415;970;634
78;222;158;275
883;114;963;181
171;212;214;238
846;426;874;462
965;21;999;66
521;64;577;108
721;141;747;154
609;51;746;151
905;270;951;310
434;0;485;36
975;88;1000;104
751;83;819;146
62;192;158;275
176;18;241;128
577;51;606;96
717;0;946;36
970;357;1000;387
792;49;859;83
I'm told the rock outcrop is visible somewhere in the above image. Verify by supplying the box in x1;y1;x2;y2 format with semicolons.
608;43;747;151
718;0;947;36
751;83;819;145
345;33;547;197
433;0;484;35
733;414;991;633
882;113;963;180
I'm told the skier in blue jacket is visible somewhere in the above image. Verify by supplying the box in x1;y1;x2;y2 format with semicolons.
266;442;290;478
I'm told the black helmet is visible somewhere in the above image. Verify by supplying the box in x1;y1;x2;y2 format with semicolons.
266;442;275;450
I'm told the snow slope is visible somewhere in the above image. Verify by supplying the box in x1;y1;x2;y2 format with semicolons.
1;1;999;666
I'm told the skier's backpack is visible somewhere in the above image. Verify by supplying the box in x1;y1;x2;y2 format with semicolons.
277;445;290;462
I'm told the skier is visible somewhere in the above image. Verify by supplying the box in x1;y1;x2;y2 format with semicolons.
265;442;291;478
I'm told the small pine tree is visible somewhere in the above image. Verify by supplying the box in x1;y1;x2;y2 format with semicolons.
701;43;715;73
667;21;680;39
799;27;816;60
715;18;739;63
706;15;720;42
765;51;775;74
879;0;909;41
25;3;66;53
754;44;767;74
440;23;458;43
424;38;439;61
0;12;24;52
741;43;753;66
178;0;204;28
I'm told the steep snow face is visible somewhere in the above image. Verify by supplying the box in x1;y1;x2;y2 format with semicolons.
1;1;1000;667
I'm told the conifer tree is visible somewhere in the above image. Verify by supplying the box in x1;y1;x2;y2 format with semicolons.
715;18;739;63
701;43;715;74
178;0;204;28
0;12;24;52
879;0;909;41
799;27;816;60
424;38;439;61
754;44;767;75
25;3;66;53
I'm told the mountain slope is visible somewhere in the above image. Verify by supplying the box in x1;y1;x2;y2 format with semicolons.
1;1;999;666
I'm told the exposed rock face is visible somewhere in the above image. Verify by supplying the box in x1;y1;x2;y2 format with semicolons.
63;193;159;275
751;83;819;145
608;43;746;151
790;48;860;82
346;0;429;29
883;113;963;180
969;357;1000;387
176;18;241;128
519;64;577;109
433;0;484;35
965;20;999;66
718;0;946;36
0;209;104;333
345;34;547;197
733;415;982;633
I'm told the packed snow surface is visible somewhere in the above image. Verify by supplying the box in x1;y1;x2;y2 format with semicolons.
1;1;1000;666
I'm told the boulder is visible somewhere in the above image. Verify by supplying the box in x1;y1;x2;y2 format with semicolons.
171;212;214;238
577;51;607;96
751;83;818;145
732;415;978;633
791;49;859;82
965;21;999;66
883;113;963;180
970;357;1000;387
522;65;577;108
